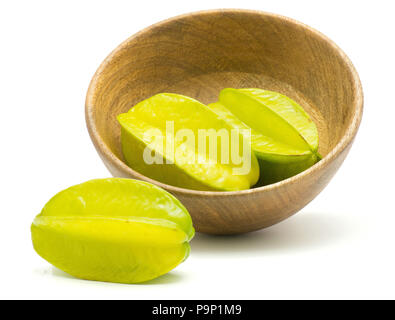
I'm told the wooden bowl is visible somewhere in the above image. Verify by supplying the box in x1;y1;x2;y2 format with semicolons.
86;9;363;235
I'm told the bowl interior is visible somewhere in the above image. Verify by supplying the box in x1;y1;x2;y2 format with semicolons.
87;10;359;186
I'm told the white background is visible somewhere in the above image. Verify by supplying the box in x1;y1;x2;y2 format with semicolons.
1;0;394;300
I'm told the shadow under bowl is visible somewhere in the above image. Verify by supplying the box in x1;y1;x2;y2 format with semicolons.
86;9;363;235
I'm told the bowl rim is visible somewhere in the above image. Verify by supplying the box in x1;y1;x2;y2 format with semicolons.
85;8;363;198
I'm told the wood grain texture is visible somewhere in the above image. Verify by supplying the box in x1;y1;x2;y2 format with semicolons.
85;9;363;234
